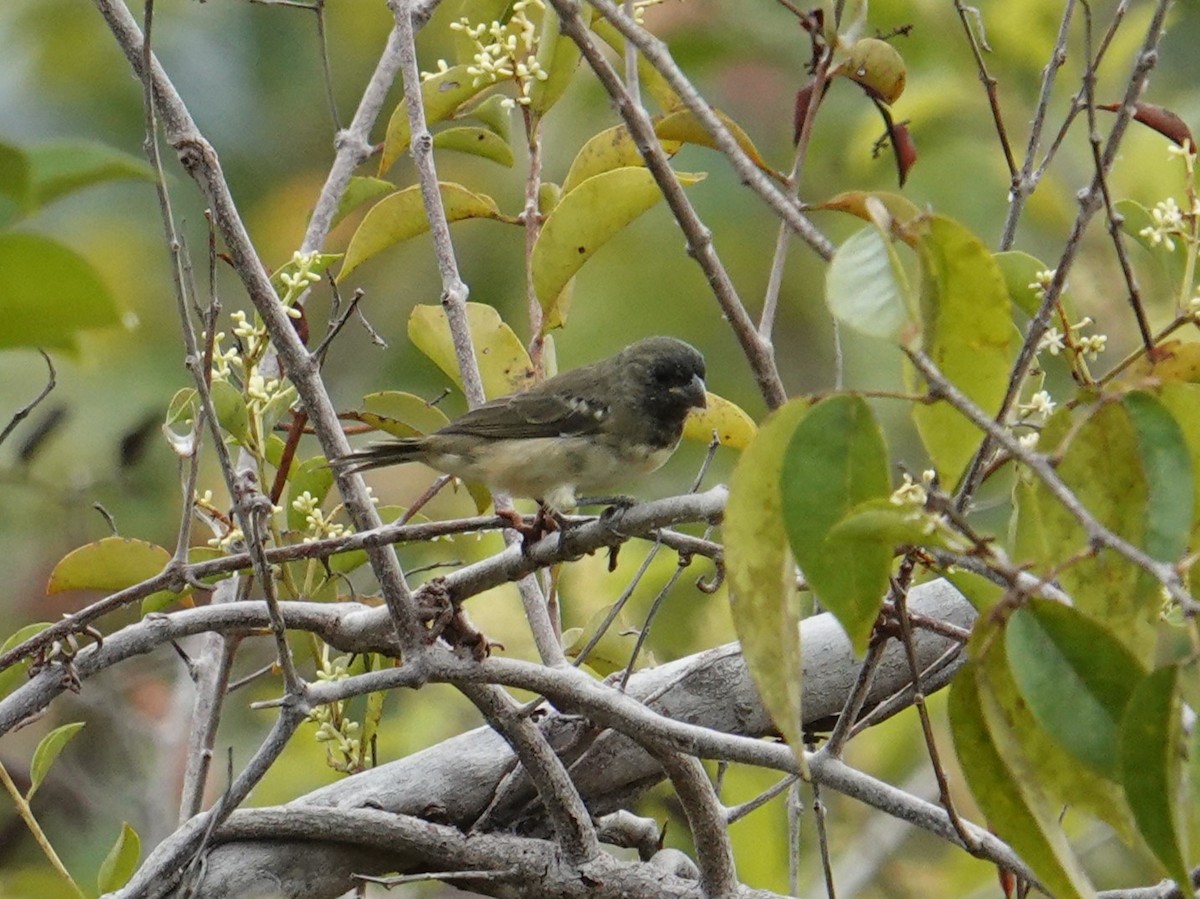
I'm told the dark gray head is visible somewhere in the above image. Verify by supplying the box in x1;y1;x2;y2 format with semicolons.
618;337;707;434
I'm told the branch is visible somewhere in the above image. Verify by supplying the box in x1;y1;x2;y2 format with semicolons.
89;0;425;652
167;581;1006;894
0;489;725;674
549;0;789;409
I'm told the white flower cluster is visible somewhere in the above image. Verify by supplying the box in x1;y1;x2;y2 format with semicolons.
292;490;350;542
1035;317;1106;362
890;469;935;508
308;654;363;767
447;0;549;107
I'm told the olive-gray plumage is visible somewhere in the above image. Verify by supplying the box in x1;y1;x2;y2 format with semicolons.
334;337;707;512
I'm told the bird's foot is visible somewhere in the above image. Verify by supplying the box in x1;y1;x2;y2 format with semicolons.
497;506;559;553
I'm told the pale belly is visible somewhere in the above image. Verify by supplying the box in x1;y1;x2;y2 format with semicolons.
424;435;676;509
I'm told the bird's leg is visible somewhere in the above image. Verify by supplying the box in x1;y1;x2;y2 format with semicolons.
496;505;557;553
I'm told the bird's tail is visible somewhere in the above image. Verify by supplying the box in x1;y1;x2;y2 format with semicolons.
331;439;426;475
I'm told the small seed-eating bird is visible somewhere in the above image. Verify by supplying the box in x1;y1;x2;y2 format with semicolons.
334;336;707;513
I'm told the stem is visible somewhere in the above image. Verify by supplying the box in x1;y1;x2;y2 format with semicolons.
0;761;88;899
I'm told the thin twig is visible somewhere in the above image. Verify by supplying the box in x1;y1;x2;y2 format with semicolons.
0;350;56;450
549;0;790;408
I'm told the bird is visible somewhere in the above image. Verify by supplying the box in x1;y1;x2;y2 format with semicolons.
334;336;707;514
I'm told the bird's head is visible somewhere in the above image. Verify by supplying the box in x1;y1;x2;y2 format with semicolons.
620;336;708;428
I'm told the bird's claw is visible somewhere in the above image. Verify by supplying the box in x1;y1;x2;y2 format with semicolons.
497;506;559;554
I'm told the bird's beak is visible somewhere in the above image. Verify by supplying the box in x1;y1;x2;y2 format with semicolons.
676;374;707;410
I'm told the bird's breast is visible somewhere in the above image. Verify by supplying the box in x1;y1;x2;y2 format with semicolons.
423;435;678;500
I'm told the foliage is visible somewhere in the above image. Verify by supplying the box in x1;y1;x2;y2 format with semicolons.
1;0;1199;897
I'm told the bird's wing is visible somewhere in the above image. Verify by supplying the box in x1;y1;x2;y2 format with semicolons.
438;382;609;440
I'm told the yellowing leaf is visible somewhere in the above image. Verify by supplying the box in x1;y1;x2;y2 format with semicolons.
908;215;1013;486
380;65;493;173
531;167;704;325
358;391;452;438
591;19;681;112
949;660;1096;899
340;183;503;280
408;303;535;399
682;392;757;449
726;400;810;774
818;190;922;227
654;108;781;180
836;37;907;104
47;536;170;595
562;123;681;194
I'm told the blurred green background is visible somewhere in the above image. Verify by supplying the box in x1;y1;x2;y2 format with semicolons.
1;0;1198;895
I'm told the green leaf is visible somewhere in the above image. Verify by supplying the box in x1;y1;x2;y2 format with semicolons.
948;663;1096;899
993;250;1050;318
379;65;494;173
983;621;1137;842
464;95;513;143
1116;199;1188;288
0;142;31;226
828;497;946;549
357;390;452;438
339;182;503;280
1006;600;1145;778
561;123;680;194
407;303;535;399
526;2;590;115
330;176;395;230
25;141;153;209
0;232;122;351
0;622;51;700
140;546;227;616
164;388;199;428
1120;665;1191;889
327;505;424;575
562;603;641;677
47;536;171;595
210;377;251;446
1123;391;1193;564
531;167;704;324
654;108;779;179
779;396;892;652
826;224;915;340
96;822;141;893
1018;396;1183;659
908;215;1013;486
726;400;810;773
28;722;85;799
1156;383;1200;599
433;127;514;167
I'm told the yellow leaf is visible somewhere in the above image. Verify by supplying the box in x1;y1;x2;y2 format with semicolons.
682;392;757;449
408;303;535;399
